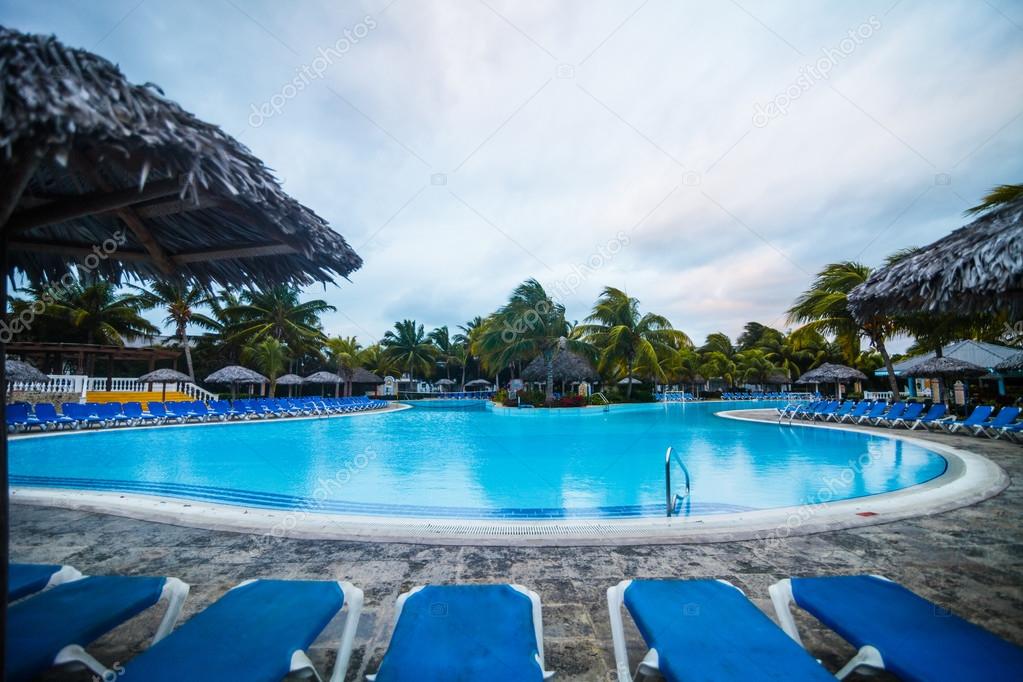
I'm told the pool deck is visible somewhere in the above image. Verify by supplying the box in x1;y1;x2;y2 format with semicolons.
10;409;1023;681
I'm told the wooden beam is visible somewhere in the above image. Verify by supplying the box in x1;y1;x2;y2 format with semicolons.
5;177;183;234
112;207;177;275
132;193;225;219
175;243;297;263
7;239;151;262
0;146;44;231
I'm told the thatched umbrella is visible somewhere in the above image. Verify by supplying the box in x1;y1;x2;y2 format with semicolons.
521;351;599;384
849;198;1023;319
275;373;304;398
4;359;48;385
205;366;268;400
138;368;191;401
434;378;455;392
0;27;364;653
763;373;791;386
995;351;1023;373
903;356;989;404
796;363;868;398
464;379;492;390
304;371;343;397
617;376;643;385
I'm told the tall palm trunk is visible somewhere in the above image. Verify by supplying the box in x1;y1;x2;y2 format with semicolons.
178;322;195;381
625;356;634;399
544;348;555;401
874;336;898;396
461;362;467;390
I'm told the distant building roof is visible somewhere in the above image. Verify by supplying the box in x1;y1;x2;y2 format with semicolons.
877;340;1020;376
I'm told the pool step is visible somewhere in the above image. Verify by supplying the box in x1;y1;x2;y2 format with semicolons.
85;391;195;409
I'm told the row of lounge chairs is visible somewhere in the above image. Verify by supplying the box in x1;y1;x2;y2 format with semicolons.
655;391;698;401
438;391;495;399
778;399;1023;440
720;391;794;400
10;563;1021;681
5;396;389;432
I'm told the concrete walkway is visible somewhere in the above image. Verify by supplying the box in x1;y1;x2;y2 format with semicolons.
10;414;1022;681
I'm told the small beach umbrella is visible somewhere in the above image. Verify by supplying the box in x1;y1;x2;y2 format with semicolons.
434;378;455;392
5;359;48;385
795;363;868;398
617;376;643;385
276;373;304;398
903;356;988;404
205;366;269;400
464;379;492;389
304;371;343;397
138;368;191;401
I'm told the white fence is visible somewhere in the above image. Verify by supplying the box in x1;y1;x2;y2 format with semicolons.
8;375;217;402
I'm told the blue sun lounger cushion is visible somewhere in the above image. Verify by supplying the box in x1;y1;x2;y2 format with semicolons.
771;575;1023;681
122;579;362;682
368;584;553;681
6;574;187;682
8;563;81;602
609;579;834;681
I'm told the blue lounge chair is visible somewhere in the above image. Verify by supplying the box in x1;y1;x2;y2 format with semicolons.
121;579;361;682
839;401;874;423
871;401;905;426
8;563;82;602
5;403;39;433
608;579;832;681
122;401;158;426
942;405;995;434
856;402;889;424
367;584;553;681
973;406;1020;437
995;421;1023;442
885;402;924;428
908;403;947;430
770;575;1023;681
148;402;179;424
62;402;103;429
826;401;856;422
207;400;236;421
33;402;76;431
6;574;188;681
99;402;131;427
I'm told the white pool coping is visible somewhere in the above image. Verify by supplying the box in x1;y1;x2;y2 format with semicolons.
10;406;1009;546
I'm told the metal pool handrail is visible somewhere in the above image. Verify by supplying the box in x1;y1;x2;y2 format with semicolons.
592;392;610;412
664;446;691;517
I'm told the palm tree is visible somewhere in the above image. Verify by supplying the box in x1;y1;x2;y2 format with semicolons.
477;279;574;401
578;287;691;398
242;338;289;397
428;325;456;380
381;320;436;391
226;286;335;357
788;261;900;395
700;351;737;389
734;349;781;388
967;183;1023;215
324;335;361;397
133;281;216;380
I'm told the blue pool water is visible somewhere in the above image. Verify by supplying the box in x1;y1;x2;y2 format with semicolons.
9;402;947;519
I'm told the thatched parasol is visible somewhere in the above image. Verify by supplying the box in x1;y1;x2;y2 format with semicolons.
349;367;384;384
138;368;191;401
434;378;456;391
305;371;342;397
205;366;268;400
995;351;1023;373
464;379;492;388
617;376;643;385
904;356;988;404
796;363;867;398
5;359;48;384
849;198;1023;319
0;27;363;288
521;351;599;383
276;374;304;385
763;373;791;385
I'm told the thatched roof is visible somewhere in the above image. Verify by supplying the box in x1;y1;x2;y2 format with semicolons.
849;198;1023;318
275;373;304;385
347;367;383;384
521;351;599;382
796;363;867;383
464;379;492;387
304;371;342;384
434;378;456;386
617;376;643;385
138;368;190;383
0;27;362;288
205;365;267;384
5;359;48;383
996;351;1023;373
763;373;791;385
903;356;989;378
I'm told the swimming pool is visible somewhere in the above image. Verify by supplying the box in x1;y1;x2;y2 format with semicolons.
9;401;947;520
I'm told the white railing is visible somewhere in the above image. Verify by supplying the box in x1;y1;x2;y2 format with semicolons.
84;376;218;402
863;390;913;401
7;374;88;401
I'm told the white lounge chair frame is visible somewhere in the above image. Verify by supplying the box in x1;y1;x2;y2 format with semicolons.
366;583;554;681
607;578;743;682
769;575;887;679
51;576;190;679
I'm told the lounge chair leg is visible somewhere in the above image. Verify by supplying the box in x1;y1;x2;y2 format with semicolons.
329;581;364;682
768;579;804;646
153;577;190;643
607;581;635;682
53;644;112;679
836;645;884;679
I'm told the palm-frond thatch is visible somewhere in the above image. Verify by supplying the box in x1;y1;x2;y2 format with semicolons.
996;351;1023;373
795;363;867;384
521;351;599;382
5;359;48;383
904;356;989;379
464;379;492;387
138;368;191;383
348;367;383;384
1;27;362;288
304;371;342;384
763;373;791;385
205;365;268;384
275;373;304;385
849;198;1023;318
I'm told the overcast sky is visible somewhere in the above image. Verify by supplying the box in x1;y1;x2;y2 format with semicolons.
4;1;1022;350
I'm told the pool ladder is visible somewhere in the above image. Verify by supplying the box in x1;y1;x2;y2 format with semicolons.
592;392;610;412
664;446;691;517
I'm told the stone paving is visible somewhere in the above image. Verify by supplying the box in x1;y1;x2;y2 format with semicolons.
11;415;1023;681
